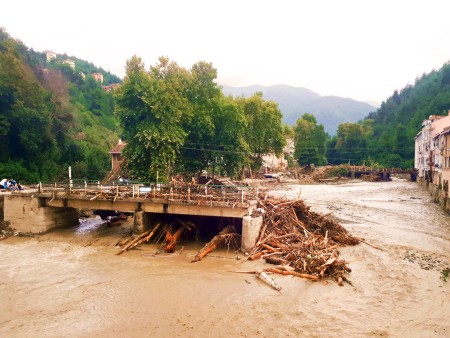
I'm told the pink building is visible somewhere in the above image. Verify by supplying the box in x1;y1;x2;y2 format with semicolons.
102;83;120;92
92;73;104;83
415;110;450;185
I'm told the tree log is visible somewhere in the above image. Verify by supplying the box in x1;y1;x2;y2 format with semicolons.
116;228;152;255
191;225;235;262
264;267;319;281
126;223;161;252
164;224;188;253
248;251;266;261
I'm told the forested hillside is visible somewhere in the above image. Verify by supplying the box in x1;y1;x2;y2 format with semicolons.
323;62;450;169
0;29;120;182
3;26;448;181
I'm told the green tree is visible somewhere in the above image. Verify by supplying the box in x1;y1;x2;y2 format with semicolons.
115;56;190;181
210;95;249;177
334;122;365;164
177;61;221;176
294;113;327;166
237;92;285;172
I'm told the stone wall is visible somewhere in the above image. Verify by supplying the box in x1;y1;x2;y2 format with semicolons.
0;195;4;221
417;178;450;213
3;192;79;233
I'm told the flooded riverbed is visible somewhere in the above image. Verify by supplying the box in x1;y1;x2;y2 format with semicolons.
1;179;449;337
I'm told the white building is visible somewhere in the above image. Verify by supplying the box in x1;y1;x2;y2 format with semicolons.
63;59;75;69
45;50;56;62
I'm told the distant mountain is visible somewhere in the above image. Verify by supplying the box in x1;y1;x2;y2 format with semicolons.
221;84;376;135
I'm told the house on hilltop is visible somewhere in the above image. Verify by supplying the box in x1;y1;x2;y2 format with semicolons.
102;83;120;92
92;72;103;83
62;59;75;69
45;50;56;62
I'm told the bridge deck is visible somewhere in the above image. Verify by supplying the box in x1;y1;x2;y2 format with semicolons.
32;182;258;218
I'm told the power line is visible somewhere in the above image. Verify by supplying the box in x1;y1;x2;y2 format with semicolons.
182;141;415;151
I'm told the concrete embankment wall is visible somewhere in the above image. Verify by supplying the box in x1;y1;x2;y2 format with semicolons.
3;192;79;233
417;179;450;214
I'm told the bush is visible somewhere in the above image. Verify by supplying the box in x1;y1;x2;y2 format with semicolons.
0;161;39;184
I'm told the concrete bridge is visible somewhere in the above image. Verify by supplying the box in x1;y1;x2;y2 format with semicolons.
347;166;416;181
1;182;263;251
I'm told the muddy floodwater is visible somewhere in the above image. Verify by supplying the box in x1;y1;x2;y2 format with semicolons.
1;179;449;337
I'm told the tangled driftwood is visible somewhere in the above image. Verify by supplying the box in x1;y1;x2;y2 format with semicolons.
113;183;372;287
247;195;363;285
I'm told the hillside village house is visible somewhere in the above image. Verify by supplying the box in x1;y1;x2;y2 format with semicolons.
45;50;56;62
415;111;450;188
259;139;293;173
92;72;104;83
102;83;120;92
62;59;75;69
110;139;126;171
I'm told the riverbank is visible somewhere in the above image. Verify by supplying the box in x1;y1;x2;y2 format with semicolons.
1;179;449;337
417;178;450;214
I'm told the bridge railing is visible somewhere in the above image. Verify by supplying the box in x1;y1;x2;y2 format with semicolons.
35;181;260;205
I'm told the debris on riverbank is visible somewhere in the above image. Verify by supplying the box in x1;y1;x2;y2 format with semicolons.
244;194;361;285
114;188;363;285
0;221;17;240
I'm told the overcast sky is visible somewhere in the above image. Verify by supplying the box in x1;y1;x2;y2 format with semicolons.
2;0;450;104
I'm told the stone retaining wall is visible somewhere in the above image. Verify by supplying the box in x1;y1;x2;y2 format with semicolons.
417;178;450;213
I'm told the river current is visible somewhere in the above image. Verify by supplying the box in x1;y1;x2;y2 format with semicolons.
1;179;449;337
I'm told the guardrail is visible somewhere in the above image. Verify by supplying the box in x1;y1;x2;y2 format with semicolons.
348;166;415;173
35;181;260;205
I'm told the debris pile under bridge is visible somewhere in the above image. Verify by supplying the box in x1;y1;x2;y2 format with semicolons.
115;186;369;286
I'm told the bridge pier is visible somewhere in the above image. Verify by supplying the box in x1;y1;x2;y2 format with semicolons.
3;192;79;233
241;215;263;252
133;210;151;234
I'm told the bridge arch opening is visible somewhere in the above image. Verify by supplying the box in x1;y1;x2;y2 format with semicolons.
141;213;243;244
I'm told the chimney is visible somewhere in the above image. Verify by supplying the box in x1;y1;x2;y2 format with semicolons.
118;138;122;145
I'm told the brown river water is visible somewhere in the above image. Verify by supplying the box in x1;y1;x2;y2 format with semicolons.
1;179;449;337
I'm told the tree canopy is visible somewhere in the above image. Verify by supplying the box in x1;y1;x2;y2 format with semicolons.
115;56;285;181
294;113;327;166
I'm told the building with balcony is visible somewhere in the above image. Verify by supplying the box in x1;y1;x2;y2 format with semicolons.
415;111;450;187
